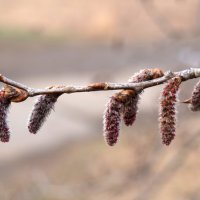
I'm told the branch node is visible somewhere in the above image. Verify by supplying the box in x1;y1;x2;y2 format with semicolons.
88;82;108;90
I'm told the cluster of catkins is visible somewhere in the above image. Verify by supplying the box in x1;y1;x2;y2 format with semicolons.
0;85;61;142
103;68;165;146
103;68;200;147
1;68;200;146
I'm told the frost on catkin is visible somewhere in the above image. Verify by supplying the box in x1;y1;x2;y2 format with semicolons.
28;94;60;134
189;80;200;111
103;96;122;146
0;90;11;142
159;77;181;146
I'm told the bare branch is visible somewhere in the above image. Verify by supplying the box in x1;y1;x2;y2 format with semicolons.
0;67;200;143
0;74;32;92
1;68;200;98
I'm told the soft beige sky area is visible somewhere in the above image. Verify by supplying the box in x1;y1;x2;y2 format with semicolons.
0;0;199;43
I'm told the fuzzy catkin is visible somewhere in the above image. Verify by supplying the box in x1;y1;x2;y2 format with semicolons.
28;94;60;134
128;69;154;83
189;80;200;111
123;68;163;126
0;91;11;142
103;97;122;146
122;93;139;126
159;77;181;146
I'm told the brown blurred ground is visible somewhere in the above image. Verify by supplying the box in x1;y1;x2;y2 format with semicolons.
0;1;200;200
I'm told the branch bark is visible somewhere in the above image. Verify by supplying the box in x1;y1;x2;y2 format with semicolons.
0;68;200;99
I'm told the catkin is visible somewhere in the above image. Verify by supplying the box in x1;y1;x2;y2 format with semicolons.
0;91;11;142
28;94;60;134
103;96;122;146
159;77;181;145
189;80;200;111
123;68;164;126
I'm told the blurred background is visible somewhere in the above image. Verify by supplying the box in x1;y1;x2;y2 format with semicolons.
0;0;200;199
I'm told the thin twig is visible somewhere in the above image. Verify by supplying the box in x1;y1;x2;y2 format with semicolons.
0;68;200;98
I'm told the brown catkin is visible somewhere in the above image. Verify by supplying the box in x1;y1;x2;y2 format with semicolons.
189;80;200;111
103;96;122;146
122;92;139;126
123;68;164;126
159;77;181;146
128;68;164;83
28;94;60;134
0;90;11;142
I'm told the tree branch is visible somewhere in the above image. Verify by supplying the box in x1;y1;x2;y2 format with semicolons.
0;68;200;98
0;67;200;143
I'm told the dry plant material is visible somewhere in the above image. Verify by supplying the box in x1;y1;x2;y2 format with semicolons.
159;77;182;145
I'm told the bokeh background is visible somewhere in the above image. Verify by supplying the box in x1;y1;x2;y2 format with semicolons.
0;0;200;199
